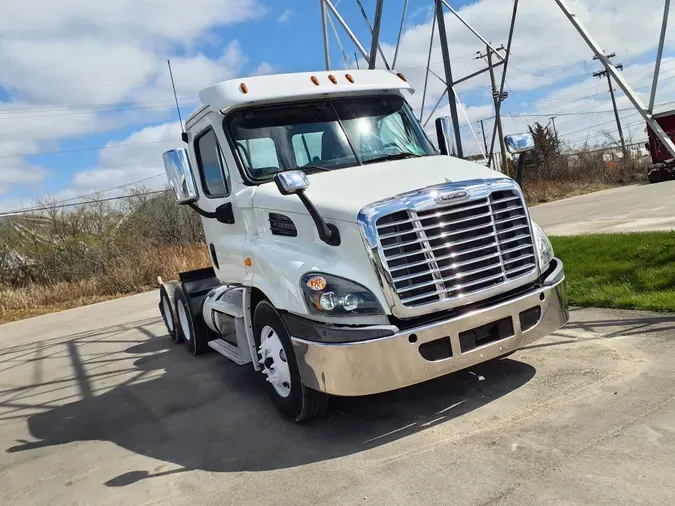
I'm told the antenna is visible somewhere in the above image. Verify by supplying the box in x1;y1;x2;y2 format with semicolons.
167;60;188;143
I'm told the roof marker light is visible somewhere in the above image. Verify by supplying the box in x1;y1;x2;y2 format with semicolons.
345;73;354;83
311;76;320;86
397;72;407;82
239;82;248;94
328;74;337;84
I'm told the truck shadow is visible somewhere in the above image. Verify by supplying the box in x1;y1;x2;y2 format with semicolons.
6;327;535;486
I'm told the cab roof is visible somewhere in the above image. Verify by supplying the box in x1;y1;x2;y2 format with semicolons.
192;69;413;121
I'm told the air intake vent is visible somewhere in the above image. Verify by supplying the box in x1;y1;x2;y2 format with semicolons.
269;213;297;237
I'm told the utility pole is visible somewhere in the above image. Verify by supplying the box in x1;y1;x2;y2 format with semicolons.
477;45;508;173
593;52;628;158
549;116;558;141
480;119;489;160
435;0;464;158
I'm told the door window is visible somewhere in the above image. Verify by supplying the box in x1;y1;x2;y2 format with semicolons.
195;128;230;197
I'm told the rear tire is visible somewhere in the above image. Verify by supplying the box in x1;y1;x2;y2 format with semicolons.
253;300;329;422
159;281;181;343
175;286;209;355
649;169;666;184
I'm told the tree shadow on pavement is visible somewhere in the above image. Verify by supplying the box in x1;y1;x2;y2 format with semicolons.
5;327;536;486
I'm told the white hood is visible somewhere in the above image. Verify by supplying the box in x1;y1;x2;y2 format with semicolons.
252;155;509;223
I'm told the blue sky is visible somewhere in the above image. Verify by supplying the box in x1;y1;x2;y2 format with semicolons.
1;0;673;212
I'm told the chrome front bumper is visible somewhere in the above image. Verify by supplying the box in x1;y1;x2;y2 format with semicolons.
291;259;568;397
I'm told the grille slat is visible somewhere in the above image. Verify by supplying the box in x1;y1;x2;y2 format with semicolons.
400;271;507;305
396;263;504;294
377;188;536;308
378;209;493;240
391;250;503;283
377;199;491;229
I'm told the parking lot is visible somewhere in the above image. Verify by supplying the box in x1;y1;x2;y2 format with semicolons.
1;291;674;505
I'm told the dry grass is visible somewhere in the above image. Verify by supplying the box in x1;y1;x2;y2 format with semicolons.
523;180;621;206
0;244;210;323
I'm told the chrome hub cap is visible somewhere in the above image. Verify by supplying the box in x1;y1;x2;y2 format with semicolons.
258;325;291;398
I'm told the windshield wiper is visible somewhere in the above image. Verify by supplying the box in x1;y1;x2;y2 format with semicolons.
295;165;333;174
363;152;423;164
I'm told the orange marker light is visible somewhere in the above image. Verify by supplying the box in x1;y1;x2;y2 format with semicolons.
306;275;327;291
328;74;337;84
239;82;248;94
244;257;252;267
311;75;320;86
396;72;407;82
345;73;354;83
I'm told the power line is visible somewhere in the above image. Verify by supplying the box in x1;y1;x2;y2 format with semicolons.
0;189;169;217
52;173;165;206
0;102;198;121
0;139;178;160
0;96;196;115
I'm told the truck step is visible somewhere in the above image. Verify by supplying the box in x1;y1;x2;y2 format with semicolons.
209;298;244;319
208;338;249;365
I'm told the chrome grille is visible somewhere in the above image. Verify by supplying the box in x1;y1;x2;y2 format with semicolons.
376;189;536;308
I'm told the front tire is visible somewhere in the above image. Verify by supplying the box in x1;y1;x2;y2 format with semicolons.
175;287;209;355
253;301;329;422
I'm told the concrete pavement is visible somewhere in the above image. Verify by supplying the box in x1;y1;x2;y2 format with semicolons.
1;291;675;505
529;180;675;235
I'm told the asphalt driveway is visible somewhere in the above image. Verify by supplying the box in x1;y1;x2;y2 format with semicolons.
1;291;674;505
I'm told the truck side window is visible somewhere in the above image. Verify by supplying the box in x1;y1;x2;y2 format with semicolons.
195;128;230;197
292;132;323;166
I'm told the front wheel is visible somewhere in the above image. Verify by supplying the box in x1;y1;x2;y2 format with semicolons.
253;301;329;422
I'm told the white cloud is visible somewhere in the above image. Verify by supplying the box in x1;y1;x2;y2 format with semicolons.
0;163;46;196
0;0;265;199
70;122;183;193
0;0;264;43
277;9;292;23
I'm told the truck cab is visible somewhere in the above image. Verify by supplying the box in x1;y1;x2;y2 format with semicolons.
646;109;675;183
159;69;568;422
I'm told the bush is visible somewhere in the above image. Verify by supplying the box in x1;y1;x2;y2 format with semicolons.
0;190;210;321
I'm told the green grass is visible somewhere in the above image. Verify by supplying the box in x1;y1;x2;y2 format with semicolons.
551;232;675;312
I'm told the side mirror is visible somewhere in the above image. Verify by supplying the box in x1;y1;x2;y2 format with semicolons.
162;148;198;204
435;116;457;156
274;170;310;195
504;133;535;154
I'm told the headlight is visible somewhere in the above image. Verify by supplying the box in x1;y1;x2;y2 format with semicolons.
532;221;554;270
300;273;384;316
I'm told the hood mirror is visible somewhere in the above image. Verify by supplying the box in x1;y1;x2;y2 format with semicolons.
504;133;535;154
273;169;339;246
163;148;198;204
274;170;310;195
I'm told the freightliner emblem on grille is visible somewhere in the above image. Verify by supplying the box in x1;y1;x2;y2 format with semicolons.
437;190;468;202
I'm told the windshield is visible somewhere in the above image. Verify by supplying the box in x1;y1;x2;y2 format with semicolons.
225;95;436;180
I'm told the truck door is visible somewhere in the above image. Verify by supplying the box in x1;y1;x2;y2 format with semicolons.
190;114;246;284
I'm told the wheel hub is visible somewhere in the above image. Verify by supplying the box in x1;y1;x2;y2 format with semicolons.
258;325;291;398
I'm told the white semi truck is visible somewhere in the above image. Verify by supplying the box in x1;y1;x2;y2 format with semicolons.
158;69;568;422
